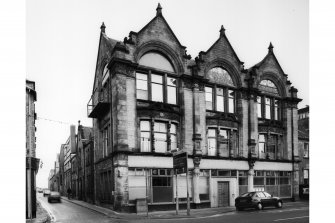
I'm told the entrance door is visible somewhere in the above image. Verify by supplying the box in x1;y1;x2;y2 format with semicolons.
218;181;229;207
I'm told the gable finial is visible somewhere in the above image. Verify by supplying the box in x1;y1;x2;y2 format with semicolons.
100;22;106;33
156;3;162;16
268;42;274;52
220;25;225;37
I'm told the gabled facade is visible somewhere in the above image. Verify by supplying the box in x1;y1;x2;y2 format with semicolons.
88;4;302;212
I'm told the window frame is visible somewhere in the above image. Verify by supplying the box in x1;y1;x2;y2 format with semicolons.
205;85;236;114
207;127;238;157
139;120;178;153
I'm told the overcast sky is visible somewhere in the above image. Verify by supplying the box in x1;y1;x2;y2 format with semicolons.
26;0;309;188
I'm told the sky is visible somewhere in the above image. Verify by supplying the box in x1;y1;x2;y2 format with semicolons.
26;0;309;189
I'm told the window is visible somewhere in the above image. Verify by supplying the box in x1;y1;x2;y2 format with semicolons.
170;123;177;151
258;134;266;159
154;122;167;153
205;86;235;113
303;169;309;184
205;67;235;113
207;127;238;157
303;143;309;158
258;79;281;120
258;134;281;160
102;125;110;158
207;129;217;156
137;52;177;104
151;74;164;102
136;73;148;100
152;169;173;203
140;120;178;153
205;87;213;110
140;121;151;152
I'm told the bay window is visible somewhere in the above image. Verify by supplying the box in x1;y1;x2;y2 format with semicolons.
258;133;282;160
207;127;238;157
140;120;178;153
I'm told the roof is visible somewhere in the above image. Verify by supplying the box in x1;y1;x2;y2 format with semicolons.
298;106;309;114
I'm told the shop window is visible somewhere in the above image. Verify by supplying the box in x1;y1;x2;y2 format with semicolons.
152;169;173;203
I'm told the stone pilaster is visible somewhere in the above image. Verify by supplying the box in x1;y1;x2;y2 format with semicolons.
113;153;129;211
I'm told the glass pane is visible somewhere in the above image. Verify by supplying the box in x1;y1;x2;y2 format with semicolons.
216;95;224;112
167;77;177;86
216;87;224;96
218;142;229;157
140;121;150;131
141;132;151;152
274;100;279;120
259;79;279;96
208;138;216;156
154;122;167;133
208;67;234;86
259;134;265;142
254;178;264;186
152;83;163;102
206;101;213;110
151;74;163;84
208;129;216;137
266;105;271;119
171;135;177;151
139;52;175;72
136;73;147;81
219;129;228;138
137;89;148;100
155;133;167;153
136;79;147;90
257;96;262;118
167;86;177;104
228;90;234;113
170;124;177;134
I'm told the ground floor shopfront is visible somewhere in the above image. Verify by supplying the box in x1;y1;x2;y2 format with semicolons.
126;155;294;211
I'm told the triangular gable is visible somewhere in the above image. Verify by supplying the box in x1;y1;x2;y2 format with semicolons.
92;26;118;94
250;44;287;77
204;27;243;65
136;13;185;49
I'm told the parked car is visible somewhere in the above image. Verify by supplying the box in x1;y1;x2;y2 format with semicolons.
43;189;51;197
48;191;61;203
235;191;283;211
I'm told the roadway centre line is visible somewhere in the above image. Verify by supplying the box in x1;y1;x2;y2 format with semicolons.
273;216;309;221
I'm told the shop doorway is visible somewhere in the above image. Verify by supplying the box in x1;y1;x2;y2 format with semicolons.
218;181;229;207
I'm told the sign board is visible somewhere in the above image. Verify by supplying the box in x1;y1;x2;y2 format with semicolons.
173;151;187;174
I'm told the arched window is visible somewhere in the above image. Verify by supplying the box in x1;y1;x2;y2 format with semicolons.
258;79;281;120
139;52;175;73
136;52;177;104
205;67;236;113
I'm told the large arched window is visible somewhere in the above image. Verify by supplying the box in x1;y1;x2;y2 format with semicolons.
205;67;236;113
257;79;281;120
136;52;177;104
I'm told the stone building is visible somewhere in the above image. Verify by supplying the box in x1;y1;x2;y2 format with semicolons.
298;106;309;199
87;4;302;212
26;79;40;218
76;122;94;203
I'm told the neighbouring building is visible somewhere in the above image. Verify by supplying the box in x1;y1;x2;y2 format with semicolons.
87;4;302;212
48;169;55;191
298;106;309;199
59;144;65;195
26;79;40;218
76;122;94;203
63;137;72;194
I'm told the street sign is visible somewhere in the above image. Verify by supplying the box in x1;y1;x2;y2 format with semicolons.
173;151;187;173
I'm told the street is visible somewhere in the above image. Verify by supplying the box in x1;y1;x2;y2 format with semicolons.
38;192;309;223
37;193;126;223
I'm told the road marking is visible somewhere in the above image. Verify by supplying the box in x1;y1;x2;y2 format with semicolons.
273;216;309;221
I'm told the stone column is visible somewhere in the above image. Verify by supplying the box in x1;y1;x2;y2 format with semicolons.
113;153;129;211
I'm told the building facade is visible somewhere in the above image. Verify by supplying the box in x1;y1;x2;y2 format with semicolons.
87;4;302;212
298;106;309;199
26;80;40;218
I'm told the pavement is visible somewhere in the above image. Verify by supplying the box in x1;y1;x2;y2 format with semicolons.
60;196;236;220
26;200;50;223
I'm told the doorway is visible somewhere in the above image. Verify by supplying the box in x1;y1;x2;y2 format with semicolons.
218;181;229;207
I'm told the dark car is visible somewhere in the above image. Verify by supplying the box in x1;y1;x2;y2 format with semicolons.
235;191;283;211
48;191;61;203
43;189;51;197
